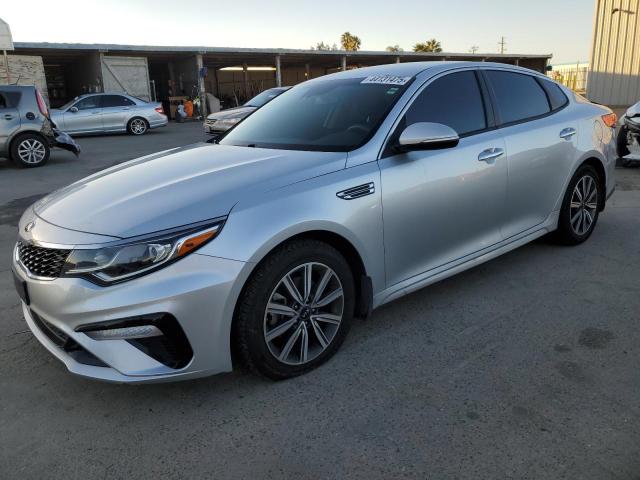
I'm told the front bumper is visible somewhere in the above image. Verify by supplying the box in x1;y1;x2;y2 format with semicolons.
14;252;246;383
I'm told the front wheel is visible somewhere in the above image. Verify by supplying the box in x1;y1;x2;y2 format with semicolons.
555;165;602;245
234;239;355;379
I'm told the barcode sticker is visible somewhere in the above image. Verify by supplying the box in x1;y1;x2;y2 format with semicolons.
361;75;412;85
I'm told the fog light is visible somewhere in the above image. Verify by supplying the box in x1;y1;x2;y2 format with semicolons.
85;325;163;341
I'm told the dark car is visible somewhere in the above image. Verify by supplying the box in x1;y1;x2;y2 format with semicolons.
203;87;291;136
0;85;80;168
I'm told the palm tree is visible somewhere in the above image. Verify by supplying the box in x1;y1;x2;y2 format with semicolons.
341;32;362;51
413;39;443;53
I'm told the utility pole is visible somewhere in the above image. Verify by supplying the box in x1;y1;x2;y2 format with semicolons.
469;45;479;55
498;37;507;54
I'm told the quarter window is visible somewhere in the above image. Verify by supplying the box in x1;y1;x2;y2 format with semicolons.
538;78;569;111
485;71;550;124
404;71;487;136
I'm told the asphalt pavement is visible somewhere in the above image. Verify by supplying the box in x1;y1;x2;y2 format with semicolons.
1;123;639;479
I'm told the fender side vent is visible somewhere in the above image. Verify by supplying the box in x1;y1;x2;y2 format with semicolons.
336;182;375;200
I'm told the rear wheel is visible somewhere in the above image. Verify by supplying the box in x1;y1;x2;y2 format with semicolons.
234;239;355;379
555;165;602;245
10;133;50;168
127;117;148;135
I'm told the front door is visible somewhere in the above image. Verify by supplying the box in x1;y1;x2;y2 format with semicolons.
0;92;20;148
379;70;508;287
63;95;103;134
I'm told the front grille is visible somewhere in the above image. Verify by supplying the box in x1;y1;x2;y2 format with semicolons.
17;241;71;279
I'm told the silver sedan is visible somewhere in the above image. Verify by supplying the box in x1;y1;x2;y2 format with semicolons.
50;93;168;135
13;62;616;383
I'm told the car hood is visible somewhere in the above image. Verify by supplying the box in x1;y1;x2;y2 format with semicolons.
33;143;347;239
207;106;255;120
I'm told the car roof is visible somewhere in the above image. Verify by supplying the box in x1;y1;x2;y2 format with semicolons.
312;61;544;82
0;84;36;92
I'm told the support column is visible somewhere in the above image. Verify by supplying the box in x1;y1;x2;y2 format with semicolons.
514;58;520;66
275;55;282;87
395;56;400;64
305;63;310;80
196;53;207;117
341;56;347;71
242;63;249;101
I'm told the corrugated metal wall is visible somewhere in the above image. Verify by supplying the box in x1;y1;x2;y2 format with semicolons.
588;0;640;106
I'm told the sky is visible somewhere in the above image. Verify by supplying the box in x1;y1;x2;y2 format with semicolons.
2;0;594;64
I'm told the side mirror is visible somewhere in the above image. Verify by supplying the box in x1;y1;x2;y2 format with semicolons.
69;106;78;113
396;122;459;152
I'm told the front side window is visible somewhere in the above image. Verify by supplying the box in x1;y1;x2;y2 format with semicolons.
403;71;487;136
485;71;550;125
74;96;101;110
220;77;412;152
102;95;135;107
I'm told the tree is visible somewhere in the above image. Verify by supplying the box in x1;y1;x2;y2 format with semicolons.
469;45;479;54
386;45;404;52
341;32;362;51
311;41;338;51
413;39;442;53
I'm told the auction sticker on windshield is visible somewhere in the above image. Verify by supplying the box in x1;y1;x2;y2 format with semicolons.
361;75;412;85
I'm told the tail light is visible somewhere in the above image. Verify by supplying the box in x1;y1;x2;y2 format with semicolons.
155;105;165;115
602;113;617;128
35;89;49;118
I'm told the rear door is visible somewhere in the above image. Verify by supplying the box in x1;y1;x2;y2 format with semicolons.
482;70;577;239
0;91;20;150
101;94;136;131
62;95;103;134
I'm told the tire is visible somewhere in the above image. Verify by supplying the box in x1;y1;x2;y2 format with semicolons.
234;239;355;380
127;117;148;135
10;133;50;168
616;125;630;158
554;165;602;245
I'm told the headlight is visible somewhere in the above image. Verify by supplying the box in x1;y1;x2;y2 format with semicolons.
215;116;243;128
62;220;224;284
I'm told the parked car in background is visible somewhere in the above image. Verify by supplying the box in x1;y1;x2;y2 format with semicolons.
13;62;616;383
617;100;640;167
204;87;290;136
50;93;167;136
0;85;81;168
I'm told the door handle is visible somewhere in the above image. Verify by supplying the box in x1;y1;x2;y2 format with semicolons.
3;114;13;120
559;127;577;139
478;147;504;163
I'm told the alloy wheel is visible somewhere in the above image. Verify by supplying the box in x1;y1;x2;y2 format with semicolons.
17;139;46;164
263;262;344;365
130;119;147;135
569;175;598;236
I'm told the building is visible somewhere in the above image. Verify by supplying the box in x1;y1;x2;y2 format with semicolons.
4;41;551;114
588;0;640;106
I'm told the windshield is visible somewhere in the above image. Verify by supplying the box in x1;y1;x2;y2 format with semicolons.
245;88;285;108
220;77;412;152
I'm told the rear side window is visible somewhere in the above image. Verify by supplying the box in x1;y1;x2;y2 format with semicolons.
102;95;136;107
538;78;569;111
485;71;550;125
0;91;21;108
404;71;487;136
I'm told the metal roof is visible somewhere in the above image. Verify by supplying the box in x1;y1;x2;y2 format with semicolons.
13;42;551;59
